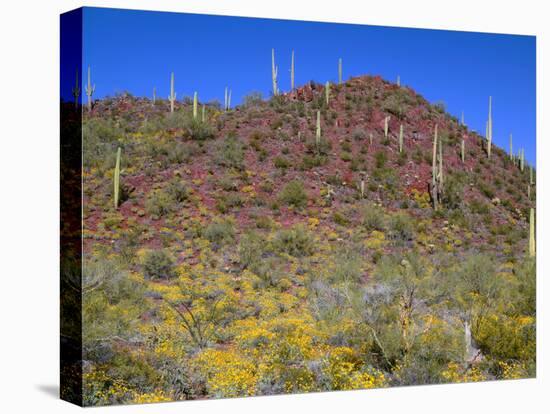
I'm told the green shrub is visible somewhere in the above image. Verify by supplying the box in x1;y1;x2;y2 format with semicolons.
215;136;244;170
184;117;214;141
273;225;314;257
278;180;308;208
145;189;173;217
388;213;414;244
142;249;176;280
204;219;235;244
274;156;291;170
362;204;386;231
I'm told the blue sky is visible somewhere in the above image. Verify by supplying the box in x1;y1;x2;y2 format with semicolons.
75;7;535;164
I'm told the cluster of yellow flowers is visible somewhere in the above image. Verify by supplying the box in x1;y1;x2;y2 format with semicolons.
323;347;387;390
193;348;257;397
441;362;486;383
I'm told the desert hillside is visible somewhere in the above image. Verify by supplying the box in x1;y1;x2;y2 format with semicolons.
75;75;536;404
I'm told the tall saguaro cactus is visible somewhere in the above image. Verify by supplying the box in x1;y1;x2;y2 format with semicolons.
431;124;444;209
290;50;295;91
152;87;156;106
224;87;232;111
193;92;198;120
316;110;321;148
487;96;493;158
529;208;536;257
71;68;80;109
461;139;465;163
85;66;95;112
338;58;343;85
461;111;465;126
384;116;390;139
397;75;401;87
271;48;279;96
399;124;404;153
325;81;330;106
114;147;121;209
201;104;206;122
168;72;176;113
509;133;513;160
520;148;525;172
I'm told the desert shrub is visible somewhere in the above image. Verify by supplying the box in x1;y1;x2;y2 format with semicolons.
388;213;414;244
374;151;387;169
441;173;465;210
278;180;308;208
362;204;386;231
184;117;215;141
470;199;490;215
340;152;352;162
352;128;367;141
215;193;244;213
204;219;235;245
243;91;263;107
273;225;314;257
142;249;176;280
301;154;327;170
274;156;291;170
145;188;173;217
165;178;189;203
215;136;244;170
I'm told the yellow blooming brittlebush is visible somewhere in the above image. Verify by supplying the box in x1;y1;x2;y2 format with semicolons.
193;348;257;398
132;390;172;404
441;362;486;383
323;347;387;390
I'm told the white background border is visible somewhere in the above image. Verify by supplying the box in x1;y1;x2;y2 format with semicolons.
0;0;546;412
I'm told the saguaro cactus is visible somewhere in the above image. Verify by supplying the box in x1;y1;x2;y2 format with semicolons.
114;147;121;209
271;48;279;96
316;110;321;148
338;58;343;85
530;165;534;185
168;72;176;113
290;50;295;91
360;179;365;199
509;133;513;160
224;87;232;111
461;139;465;163
431;125;443;209
461;111;465;126
399;124;404;153
325;81;330;106
384;116;390;139
71;68;80;109
529;208;535;257
397;75;401;87
520;148;525;172
152;87;156;106
193;92;198;120
487;96;493;158
201;104;206;122
85;66;95;112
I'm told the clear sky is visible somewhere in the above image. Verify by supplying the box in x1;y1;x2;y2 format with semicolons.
76;7;536;164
